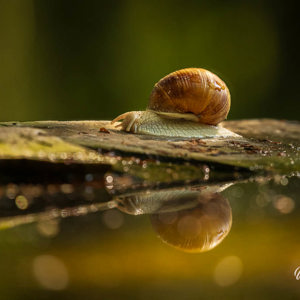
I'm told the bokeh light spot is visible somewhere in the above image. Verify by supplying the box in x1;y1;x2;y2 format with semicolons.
32;255;69;290
15;195;29;210
273;195;295;214
37;219;60;237
102;209;124;229
214;256;243;286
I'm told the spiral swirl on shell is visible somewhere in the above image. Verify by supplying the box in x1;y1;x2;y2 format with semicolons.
148;68;231;125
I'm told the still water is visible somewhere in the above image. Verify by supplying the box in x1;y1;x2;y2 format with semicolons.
0;162;299;300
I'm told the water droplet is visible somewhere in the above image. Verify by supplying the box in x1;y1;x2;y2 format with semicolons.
280;177;289;186
105;175;114;184
6;184;19;199
60;152;67;160
15;195;29;210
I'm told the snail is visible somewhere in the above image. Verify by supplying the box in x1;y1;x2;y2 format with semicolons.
112;68;238;138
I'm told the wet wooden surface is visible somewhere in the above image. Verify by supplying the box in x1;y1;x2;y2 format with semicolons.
0;119;299;173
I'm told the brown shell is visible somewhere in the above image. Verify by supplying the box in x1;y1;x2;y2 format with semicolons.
148;68;231;125
150;193;232;253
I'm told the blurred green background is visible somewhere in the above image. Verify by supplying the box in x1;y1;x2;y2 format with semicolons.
0;0;298;121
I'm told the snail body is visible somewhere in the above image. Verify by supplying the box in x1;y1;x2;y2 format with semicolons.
112;68;237;138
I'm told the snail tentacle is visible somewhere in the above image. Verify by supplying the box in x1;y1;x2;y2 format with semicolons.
111;111;142;132
111;112;132;124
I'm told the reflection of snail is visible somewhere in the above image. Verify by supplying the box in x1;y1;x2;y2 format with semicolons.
0;180;232;253
112;68;237;138
113;183;232;253
150;193;232;253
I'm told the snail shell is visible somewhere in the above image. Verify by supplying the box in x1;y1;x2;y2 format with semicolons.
148;68;230;125
112;68;236;138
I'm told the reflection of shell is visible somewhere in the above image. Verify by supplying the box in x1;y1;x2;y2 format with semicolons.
150;193;232;253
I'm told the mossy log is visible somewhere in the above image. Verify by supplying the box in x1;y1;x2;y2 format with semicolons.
0;119;299;174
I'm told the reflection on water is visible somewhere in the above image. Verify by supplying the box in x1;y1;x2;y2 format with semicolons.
0;166;299;299
0;172;297;255
0;176;234;253
115;185;232;253
150;192;232;253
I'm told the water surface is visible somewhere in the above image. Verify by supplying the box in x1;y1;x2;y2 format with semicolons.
0;165;299;300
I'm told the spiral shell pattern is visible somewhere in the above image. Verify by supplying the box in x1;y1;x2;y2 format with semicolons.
148;68;231;125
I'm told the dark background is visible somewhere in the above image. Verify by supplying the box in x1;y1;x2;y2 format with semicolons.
0;0;299;122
